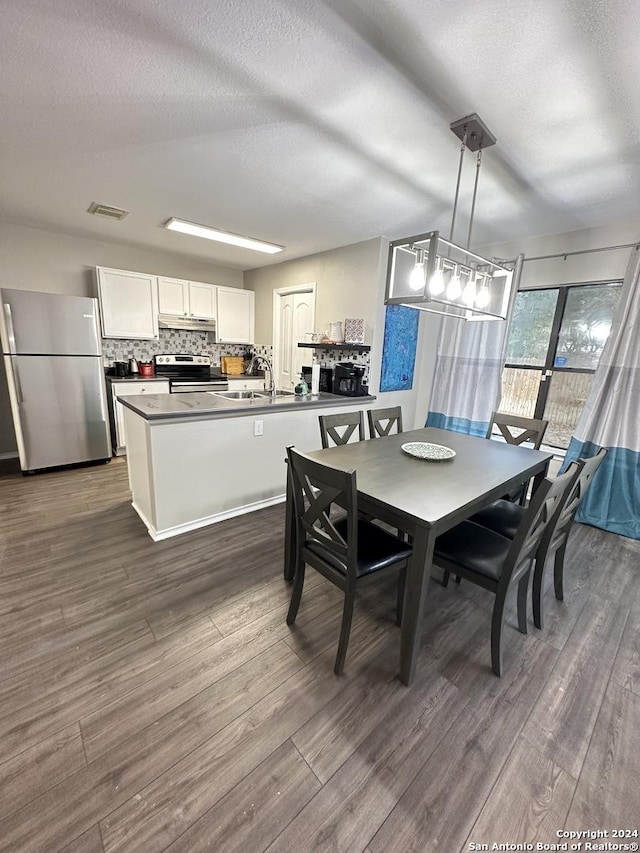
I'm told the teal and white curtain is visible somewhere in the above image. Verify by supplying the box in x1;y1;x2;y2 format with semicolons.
426;257;520;435
425;317;509;435
562;247;640;540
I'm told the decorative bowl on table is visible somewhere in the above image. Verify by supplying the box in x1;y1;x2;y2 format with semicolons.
401;442;456;461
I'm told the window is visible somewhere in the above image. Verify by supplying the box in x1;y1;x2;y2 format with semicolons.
500;282;622;448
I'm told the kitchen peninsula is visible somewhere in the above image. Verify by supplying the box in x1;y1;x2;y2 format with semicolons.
120;390;375;540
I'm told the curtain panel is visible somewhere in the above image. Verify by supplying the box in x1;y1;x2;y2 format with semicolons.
426;256;522;436
562;247;640;540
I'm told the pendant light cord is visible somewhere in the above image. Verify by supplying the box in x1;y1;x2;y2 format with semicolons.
466;147;482;250
449;128;468;243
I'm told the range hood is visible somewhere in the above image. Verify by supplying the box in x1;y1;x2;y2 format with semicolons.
158;314;216;334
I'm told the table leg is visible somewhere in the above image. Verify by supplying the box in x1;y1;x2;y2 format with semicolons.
283;463;295;581
399;525;435;686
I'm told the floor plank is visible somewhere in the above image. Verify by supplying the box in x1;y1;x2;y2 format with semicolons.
566;682;640;828
522;594;629;778
162;740;321;853
0;723;86;821
367;695;531;853
464;738;576;850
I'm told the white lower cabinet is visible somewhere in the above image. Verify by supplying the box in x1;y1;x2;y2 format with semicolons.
109;381;170;455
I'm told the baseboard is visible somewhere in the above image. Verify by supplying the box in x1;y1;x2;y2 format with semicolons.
132;494;287;541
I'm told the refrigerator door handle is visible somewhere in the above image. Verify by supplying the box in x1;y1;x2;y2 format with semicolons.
3;303;17;354
11;359;24;404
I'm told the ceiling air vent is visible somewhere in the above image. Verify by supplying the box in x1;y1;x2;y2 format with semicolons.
87;202;129;220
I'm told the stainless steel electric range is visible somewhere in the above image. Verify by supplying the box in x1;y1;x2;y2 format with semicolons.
153;354;229;393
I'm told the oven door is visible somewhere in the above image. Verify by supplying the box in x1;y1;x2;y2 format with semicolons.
170;381;229;393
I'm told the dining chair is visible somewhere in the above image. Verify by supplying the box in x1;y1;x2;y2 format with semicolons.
471;448;607;629
367;406;403;439
285;446;412;675
318;410;365;449
434;464;577;676
486;412;549;505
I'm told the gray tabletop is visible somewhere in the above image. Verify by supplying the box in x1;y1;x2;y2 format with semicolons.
304;427;554;531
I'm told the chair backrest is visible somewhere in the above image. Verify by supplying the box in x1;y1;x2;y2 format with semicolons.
367;406;403;439
487;412;549;449
286;446;358;581
500;464;579;590
545;447;608;553
319;410;365;449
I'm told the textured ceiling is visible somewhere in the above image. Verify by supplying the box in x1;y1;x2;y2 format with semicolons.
2;0;640;270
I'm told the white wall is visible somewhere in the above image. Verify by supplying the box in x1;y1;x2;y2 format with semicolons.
0;220;243;296
480;214;640;289
0;220;243;456
244;238;381;344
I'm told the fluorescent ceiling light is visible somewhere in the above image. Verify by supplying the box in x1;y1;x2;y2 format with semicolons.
164;218;284;254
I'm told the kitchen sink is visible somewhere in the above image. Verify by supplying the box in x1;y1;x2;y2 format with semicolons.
255;389;295;398
211;389;296;401
211;390;262;400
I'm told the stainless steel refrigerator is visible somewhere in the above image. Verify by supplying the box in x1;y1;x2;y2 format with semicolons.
0;288;111;473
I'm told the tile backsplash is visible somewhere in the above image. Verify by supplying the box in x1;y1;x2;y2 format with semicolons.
102;332;369;385
101;330;272;367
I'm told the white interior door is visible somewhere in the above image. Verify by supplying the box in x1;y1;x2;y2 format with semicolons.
275;287;315;390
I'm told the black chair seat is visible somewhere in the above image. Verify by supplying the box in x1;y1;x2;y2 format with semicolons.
434;521;511;582
470;500;524;539
307;518;413;577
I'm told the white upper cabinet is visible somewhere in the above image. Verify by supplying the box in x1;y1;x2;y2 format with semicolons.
189;281;217;319
158;277;216;320
97;267;159;339
157;277;189;317
217;287;255;344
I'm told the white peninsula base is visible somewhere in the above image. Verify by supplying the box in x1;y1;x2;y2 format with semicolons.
123;400;370;540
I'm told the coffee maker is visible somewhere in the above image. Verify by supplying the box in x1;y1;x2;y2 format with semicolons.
333;362;367;397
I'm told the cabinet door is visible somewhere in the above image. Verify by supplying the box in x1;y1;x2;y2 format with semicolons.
217;287;255;343
189;282;217;319
158;278;189;316
97;268;159;339
111;381;169;453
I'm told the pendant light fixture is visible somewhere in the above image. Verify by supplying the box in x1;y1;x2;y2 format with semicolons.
385;114;513;321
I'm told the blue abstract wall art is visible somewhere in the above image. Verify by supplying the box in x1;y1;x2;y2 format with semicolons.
380;304;420;392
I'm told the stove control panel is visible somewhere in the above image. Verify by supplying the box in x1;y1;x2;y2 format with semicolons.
154;354;211;366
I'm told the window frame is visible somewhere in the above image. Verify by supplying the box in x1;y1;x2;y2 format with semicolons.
503;279;622;426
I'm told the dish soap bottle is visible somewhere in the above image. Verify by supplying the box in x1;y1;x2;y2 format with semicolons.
294;373;309;396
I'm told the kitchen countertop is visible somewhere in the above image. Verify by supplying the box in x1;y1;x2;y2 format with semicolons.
118;390;376;422
105;374;169;382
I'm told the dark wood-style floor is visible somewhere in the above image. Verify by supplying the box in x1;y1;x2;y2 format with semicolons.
1;457;639;852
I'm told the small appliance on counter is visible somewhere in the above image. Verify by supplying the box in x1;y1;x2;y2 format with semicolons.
153;354;229;393
138;362;154;377
114;361;129;376
301;365;333;393
128;357;139;375
333;362;368;397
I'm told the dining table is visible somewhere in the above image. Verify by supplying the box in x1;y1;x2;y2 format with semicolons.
283;426;554;686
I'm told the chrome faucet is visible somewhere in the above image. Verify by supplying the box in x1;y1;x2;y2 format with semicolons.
249;355;276;397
